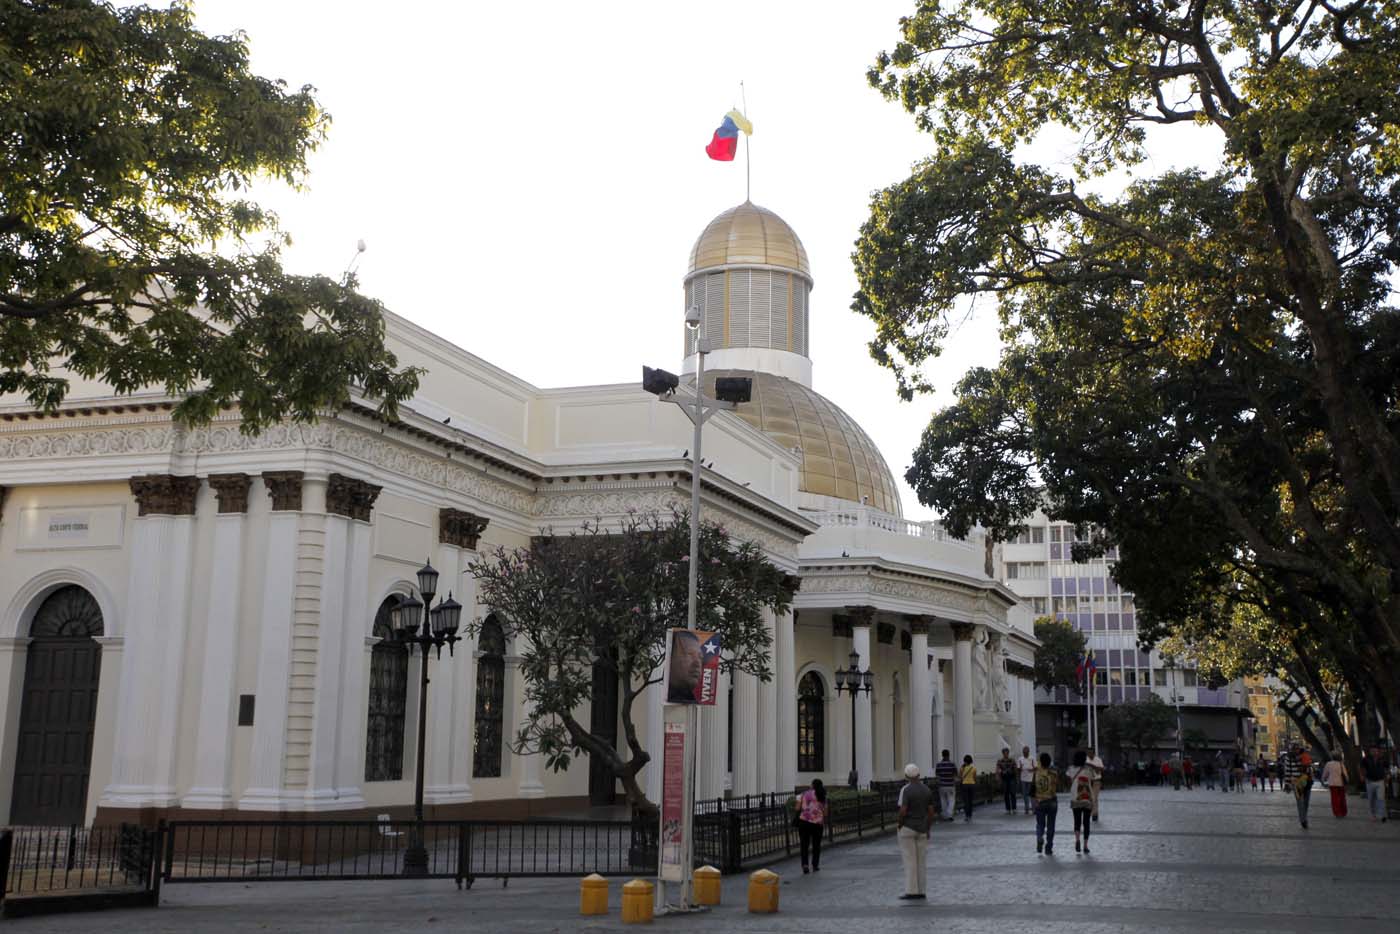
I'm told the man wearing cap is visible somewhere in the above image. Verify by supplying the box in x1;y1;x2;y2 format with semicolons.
896;763;936;900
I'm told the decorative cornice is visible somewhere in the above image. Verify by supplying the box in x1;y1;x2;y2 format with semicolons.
440;508;490;549
876;621;895;645
797;569;999;619
327;473;382;521
951;622;976;642
208;473;252;514
129;474;199;516
262;471;305;511
847;605;877;628
906;615;932;636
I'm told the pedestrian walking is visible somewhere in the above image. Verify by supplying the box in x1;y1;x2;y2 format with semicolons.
959;754;978;822
1033;752;1059;855
1264;760;1275;791
1066;750;1095;854
895;764;935;900
1291;759;1314;829
1232;753;1246;793
794;778;829;874
997;747;1018;813
1017;745;1036;815
934;749;958;821
1203;757;1216;791
1086;747;1105;821
1363;745;1389;823
1183;756;1195;790
1322;751;1349;818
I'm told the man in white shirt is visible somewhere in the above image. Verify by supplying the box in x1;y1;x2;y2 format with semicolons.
1016;745;1036;815
1087;747;1106;821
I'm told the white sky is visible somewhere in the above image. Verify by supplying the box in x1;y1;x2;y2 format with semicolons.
176;0;1206;519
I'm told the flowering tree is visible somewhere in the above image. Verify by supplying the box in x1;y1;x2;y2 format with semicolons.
465;508;795;819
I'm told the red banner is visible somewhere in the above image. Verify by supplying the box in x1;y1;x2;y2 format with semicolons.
659;722;686;881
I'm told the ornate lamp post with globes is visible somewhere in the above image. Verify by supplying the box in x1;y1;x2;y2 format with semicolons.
390;559;463;877
834;650;873;789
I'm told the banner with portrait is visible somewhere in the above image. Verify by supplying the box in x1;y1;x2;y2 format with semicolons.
665;628;721;705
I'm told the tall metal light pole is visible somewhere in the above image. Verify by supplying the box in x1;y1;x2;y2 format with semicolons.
642;307;751;911
834;650;873;789
1165;657;1184;761
391;559;463;877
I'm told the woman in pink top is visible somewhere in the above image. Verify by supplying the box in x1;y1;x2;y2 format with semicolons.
795;779;829;873
1321;752;1349;818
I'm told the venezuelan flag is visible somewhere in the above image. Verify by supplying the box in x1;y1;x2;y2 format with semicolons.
705;109;752;161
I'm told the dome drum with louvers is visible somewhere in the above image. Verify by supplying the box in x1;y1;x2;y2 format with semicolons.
683;202;813;360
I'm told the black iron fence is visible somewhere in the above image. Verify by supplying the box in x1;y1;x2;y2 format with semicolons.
1;824;159;901
160;817;650;889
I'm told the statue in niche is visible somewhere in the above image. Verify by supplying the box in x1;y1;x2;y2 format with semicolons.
990;637;1010;715
972;635;991;711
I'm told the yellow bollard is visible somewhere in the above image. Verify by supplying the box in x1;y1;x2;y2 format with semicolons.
621;878;655;923
579;873;609;916
747;868;780;913
693;865;722;906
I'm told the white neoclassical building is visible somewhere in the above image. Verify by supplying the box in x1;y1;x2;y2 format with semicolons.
0;202;1036;827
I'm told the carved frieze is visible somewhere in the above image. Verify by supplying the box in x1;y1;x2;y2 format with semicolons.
129;474;199;516
441;508;490;549
208;473;252;514
262;471;305;511
327;473;382;521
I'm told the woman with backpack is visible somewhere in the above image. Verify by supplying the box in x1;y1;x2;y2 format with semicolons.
793;778;829;873
958;754;978;822
1066;750;1096;854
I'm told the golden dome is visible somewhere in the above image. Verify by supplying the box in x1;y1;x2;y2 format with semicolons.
688;202;811;279
702;370;901;516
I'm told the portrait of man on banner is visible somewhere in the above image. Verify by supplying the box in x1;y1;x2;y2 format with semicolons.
665;628;722;705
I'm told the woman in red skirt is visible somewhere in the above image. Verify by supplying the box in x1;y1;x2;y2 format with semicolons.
1321;752;1349;817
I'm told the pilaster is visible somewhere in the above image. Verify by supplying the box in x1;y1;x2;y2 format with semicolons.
757;608;778;793
182;474;251;809
731;670;760;795
102;475;199;808
775;608;797;792
238;472;302;810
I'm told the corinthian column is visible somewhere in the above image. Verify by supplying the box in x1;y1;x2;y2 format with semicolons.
850;606;876;788
952;622;976;763
907;615;934;777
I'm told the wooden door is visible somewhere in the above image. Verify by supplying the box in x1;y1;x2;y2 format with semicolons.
10;586;103;826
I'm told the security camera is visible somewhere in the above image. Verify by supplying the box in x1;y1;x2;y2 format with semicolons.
684;306;702;331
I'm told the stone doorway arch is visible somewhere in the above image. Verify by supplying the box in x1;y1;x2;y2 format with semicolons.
10;585;104;825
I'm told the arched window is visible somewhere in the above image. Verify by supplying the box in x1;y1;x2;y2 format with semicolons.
365;596;408;782
473;615;507;778
797;671;825;773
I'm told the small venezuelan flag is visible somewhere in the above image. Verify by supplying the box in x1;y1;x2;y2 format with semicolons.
705;109;752;161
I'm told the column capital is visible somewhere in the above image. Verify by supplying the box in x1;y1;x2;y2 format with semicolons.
440;508;490;549
905;614;933;636
951;622;976;642
208;473;252;514
129;474;200;516
846;605;877;628
262;471;305;511
327;473;382;521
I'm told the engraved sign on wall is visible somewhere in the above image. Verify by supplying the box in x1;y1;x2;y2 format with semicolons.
17;506;125;551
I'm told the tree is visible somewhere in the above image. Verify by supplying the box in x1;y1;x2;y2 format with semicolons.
1032;616;1087;695
1097;696;1176;758
855;2;1400;732
465;509;795;820
1;0;420;430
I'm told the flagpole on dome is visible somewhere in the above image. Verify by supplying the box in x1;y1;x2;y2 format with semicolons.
741;81;750;202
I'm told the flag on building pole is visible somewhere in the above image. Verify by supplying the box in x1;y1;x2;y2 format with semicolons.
704;109;752;162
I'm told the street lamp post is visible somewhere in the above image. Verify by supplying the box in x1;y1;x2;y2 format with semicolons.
834;650;873;789
642;307;752;911
1164;657;1185;760
391;559;463;877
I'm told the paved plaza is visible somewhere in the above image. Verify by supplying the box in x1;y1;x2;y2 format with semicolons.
10;786;1399;932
